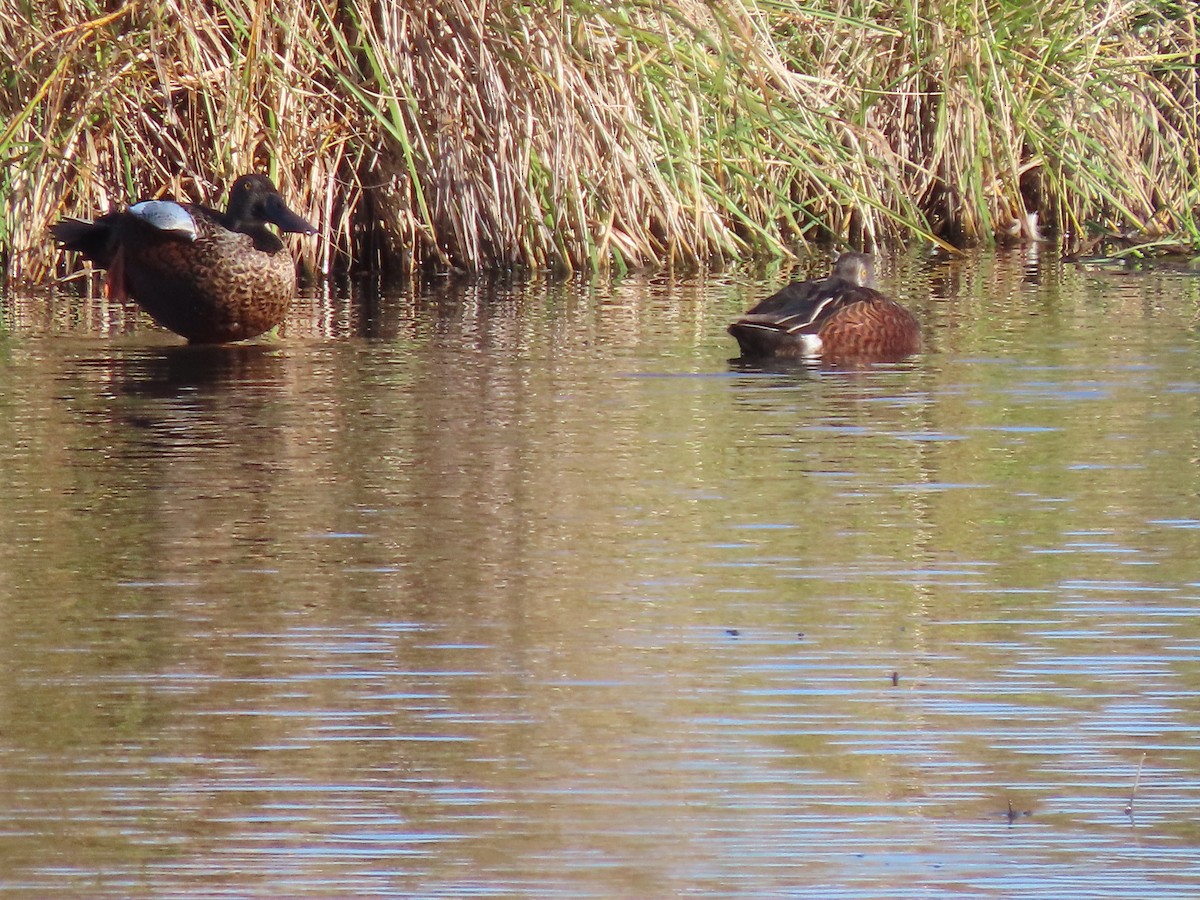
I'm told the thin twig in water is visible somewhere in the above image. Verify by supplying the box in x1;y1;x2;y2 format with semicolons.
1125;752;1146;818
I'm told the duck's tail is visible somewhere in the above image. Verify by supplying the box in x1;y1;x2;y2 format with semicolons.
728;320;819;358
50;218;114;267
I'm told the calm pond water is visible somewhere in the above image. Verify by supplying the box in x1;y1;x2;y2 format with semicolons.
2;250;1200;897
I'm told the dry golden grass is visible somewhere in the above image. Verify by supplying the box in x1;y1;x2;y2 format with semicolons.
1;0;1198;282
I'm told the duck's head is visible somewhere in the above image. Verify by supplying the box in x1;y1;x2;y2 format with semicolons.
831;252;875;288
225;174;317;235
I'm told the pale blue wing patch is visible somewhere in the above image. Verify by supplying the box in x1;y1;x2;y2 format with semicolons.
128;201;198;241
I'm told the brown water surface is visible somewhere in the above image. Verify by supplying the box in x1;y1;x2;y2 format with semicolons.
2;251;1200;897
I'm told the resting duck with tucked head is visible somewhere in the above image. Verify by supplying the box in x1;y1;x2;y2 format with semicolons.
52;174;316;344
728;252;921;362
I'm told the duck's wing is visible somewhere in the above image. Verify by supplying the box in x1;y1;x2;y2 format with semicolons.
126;201;199;240
52;198;204;265
736;277;883;334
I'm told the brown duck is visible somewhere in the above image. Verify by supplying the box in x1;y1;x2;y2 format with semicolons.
728;252;921;362
52;174;316;343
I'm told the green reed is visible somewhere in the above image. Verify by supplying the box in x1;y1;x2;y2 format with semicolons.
1;0;1197;281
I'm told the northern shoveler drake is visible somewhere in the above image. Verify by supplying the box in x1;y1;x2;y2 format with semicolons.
52;174;316;344
728;252;921;362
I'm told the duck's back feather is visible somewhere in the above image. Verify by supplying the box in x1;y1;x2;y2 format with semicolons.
738;276;883;332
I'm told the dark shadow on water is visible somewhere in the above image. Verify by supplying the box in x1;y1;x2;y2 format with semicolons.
728;354;923;377
73;342;290;399
728;355;818;377
62;344;296;451
55;343;298;471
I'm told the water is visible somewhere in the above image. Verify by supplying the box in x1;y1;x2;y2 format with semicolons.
2;251;1200;897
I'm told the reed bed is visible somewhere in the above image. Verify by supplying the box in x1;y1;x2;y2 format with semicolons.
1;0;1197;282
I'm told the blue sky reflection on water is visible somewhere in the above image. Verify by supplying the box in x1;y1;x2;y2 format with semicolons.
1;250;1200;896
